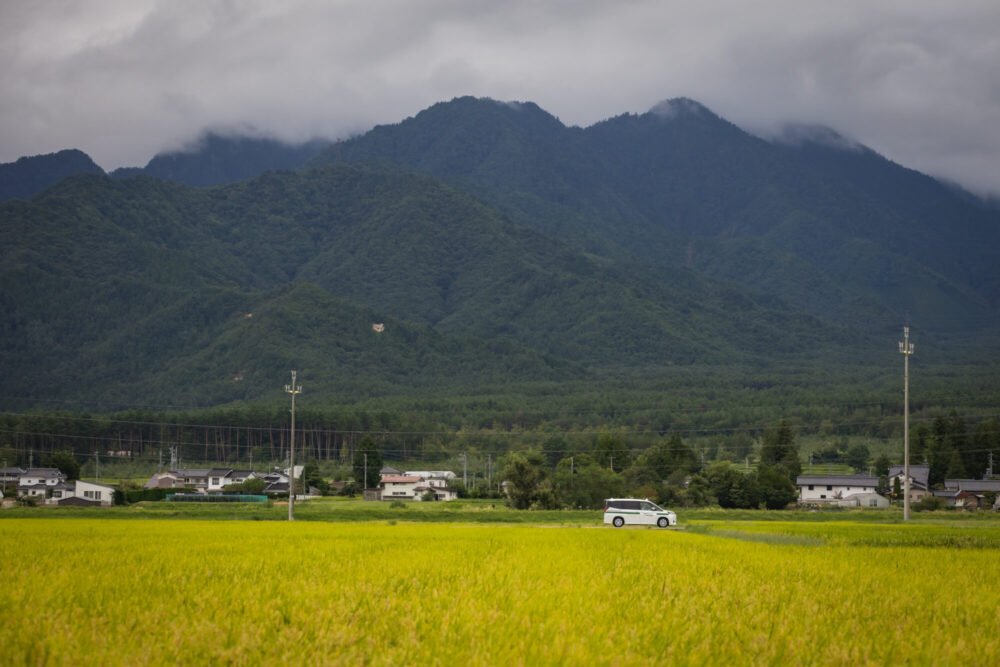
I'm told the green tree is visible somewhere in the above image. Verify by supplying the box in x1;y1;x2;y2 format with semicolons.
704;461;756;509
501;452;546;510
352;436;382;490
760;420;800;476
553;459;625;509
41;450;80;481
592;433;631;472
756;465;798;509
846;444;870;472
874;454;891;478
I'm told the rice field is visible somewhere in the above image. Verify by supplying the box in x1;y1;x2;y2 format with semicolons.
2;518;998;664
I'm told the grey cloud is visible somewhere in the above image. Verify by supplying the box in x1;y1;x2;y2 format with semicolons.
1;0;998;195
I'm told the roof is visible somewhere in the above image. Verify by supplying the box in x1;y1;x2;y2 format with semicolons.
404;470;456;479
0;467;26;475
172;469;211;478
381;475;422;483
23;468;65;478
796;475;878;487
57;496;101;506
227;470;254;477
76;480;115;490
380;466;402;475
888;465;930;489
206;468;234;477
944;479;1000;492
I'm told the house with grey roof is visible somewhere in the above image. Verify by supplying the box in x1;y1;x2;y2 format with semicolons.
796;474;881;504
944;478;1000;510
17;468;67;498
887;464;930;503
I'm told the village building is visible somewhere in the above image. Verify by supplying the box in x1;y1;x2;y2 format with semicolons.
887;464;930;503
796;474;886;506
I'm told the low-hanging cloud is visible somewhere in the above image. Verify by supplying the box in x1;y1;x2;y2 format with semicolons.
1;0;998;196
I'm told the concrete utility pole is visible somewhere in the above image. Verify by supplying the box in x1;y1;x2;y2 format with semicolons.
462;452;467;488
899;327;914;521
285;371;302;521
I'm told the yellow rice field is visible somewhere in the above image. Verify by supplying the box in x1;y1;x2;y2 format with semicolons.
2;518;998;665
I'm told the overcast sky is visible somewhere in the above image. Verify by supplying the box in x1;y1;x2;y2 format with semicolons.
2;0;999;196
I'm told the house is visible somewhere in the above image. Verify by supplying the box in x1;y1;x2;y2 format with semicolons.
17;468;67;498
943;479;1000;509
796;474;879;503
379;473;458;501
380;475;424;500
49;481;76;501
887;465;930;503
204;469;258;492
932;489;979;508
0;466;26;485
144;469;260;493
73;480;115;506
413;482;459;501
170;469;212;492
144;472;182;489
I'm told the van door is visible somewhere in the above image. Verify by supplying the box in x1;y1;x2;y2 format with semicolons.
639;501;658;525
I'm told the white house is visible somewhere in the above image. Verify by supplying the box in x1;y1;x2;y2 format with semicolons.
380;475;424;499
796;474;879;503
379;473;457;501
887;464;930;503
413;482;459;501
75;480;115;506
17;468;67;498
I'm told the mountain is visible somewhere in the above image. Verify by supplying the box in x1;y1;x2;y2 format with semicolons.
111;132;332;187
312;96;1000;333
0;160;854;407
0;149;105;202
2;95;999;409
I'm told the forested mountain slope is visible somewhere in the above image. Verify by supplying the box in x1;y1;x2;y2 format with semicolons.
314;96;1000;333
2;96;998;409
1;162;846;407
0;149;105;202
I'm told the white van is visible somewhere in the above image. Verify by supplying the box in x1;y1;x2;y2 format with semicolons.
604;498;677;528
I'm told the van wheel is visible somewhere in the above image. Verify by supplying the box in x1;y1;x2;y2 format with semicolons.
613;516;625;527
657;517;669;528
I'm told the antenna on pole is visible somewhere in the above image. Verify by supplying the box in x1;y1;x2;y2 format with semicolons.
285;370;302;521
899;327;915;521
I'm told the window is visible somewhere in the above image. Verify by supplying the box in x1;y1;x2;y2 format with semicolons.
808;485;814;491
826;485;833;491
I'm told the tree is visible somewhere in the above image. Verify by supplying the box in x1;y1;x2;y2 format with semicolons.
846;444;870;472
874;454;891;478
352;436;382;490
756;465;798;509
541;436;566;469
592;433;631;472
760;421;800;476
553;459;625;509
704;461;756;509
502;452;550;509
41;450;80;481
303;459;329;495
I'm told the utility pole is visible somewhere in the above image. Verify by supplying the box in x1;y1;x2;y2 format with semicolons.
94;450;99;481
285;370;302;521
899;327;914;521
462;452;467;488
363;453;368;495
609;456;614;473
